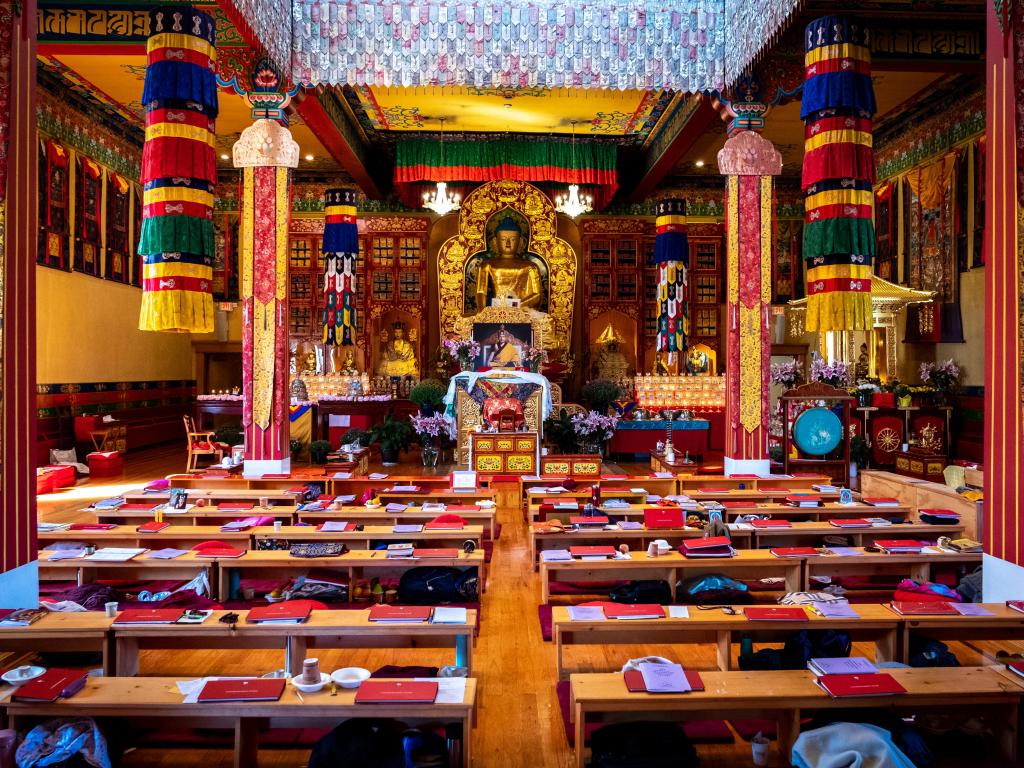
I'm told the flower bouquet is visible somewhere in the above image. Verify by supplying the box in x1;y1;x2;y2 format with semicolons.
920;359;961;394
409;414;455;467
521;345;548;373
443;338;481;372
770;360;803;389
810;358;852;388
571;410;619;456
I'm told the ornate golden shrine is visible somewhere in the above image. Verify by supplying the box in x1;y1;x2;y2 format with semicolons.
437;180;577;351
453;303;552;350
455;382;543;465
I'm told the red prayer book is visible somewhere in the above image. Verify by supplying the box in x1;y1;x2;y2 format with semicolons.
744;606;809;621
368;604;432;622
355;679;439;703
136;521;170;533
681;536;734;558
447;505;480;512
728;474;760;479
863;497;901;506
413;548;460;559
829;519;871;528
569;546;617;558
623;668;705;693
113;609;184;625
12;668;89;702
260;474;291;479
316;522;356;532
816;673;907;698
695;487;729;493
887;601;959;615
874;539;925;552
570;515;609;525
644;508;684;529
198;678;286;702
217;504;254;512
603;603;665;620
770;547;822;558
1007;600;1024;614
194;547;246;558
424;520;465;530
247;602;313;623
751;519;791;529
69;523;118;530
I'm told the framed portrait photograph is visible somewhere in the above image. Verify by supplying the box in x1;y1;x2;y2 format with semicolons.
472;322;533;369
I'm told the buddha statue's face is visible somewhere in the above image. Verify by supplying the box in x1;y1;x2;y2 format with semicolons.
497;229;521;258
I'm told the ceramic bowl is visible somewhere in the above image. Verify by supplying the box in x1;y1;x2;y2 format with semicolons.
2;665;45;684
291;672;330;693
331;667;371;689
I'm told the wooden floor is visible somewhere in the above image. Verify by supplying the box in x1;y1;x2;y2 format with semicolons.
36;446;1016;767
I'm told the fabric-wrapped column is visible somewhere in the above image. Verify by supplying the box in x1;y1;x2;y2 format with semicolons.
718;131;783;471
321;188;359;346
137;5;218;333
800;15;877;332
234;119;299;475
652;199;689;361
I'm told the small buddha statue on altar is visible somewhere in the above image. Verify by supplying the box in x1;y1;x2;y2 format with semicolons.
302;349;318;376
377;323;418;378
594;322;630;381
340;348;359;376
474;216;544;310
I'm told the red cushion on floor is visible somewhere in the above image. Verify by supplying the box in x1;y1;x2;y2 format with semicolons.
548;580;628;595
538;603;553;641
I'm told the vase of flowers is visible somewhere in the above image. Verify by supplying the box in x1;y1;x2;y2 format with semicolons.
571;410;619;457
521;345;548;373
854;382;879;408
770;360;803;390
810;358;852;389
410;413;454;468
443;338;481;372
919;359;961;406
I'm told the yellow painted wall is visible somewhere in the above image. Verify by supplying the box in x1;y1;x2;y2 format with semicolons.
937;266;984;387
36;267;194;383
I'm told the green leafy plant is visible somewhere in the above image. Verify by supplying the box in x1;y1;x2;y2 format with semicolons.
408;378;447;412
850;434;870;470
289;438;303;456
369;414;414;464
581;378;622;415
309;440;332;463
340;428;369;447
768;444;784;463
214;422;244;447
543;408;580;454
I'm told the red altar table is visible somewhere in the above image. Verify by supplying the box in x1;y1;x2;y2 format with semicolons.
608;419;711;457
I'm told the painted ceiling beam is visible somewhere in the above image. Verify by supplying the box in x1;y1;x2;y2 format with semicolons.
628;95;718;204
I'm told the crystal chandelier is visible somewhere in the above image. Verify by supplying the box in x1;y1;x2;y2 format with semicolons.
422;117;461;215
555;121;593;219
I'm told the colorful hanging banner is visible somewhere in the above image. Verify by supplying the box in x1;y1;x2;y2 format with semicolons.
801;15;876;332
322;188;359;346
652;199;689;355
138;5;219;334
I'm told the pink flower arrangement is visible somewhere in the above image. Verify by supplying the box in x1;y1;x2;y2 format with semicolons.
571;411;619;441
920;359;961;392
770;360;803;388
443;337;481;367
409;413;455;440
521;345;548;366
810;358;851;388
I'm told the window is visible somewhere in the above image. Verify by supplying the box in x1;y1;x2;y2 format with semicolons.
372;271;394;300
289;306;311;337
37;140;71;271
104;174;132;284
644;268;658;302
290;274;311;302
399;271;421;300
73;158;103;277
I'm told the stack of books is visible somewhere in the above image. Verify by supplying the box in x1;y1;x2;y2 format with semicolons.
680;536;734;558
874;539;926;554
808;656;906;698
786;494;822;508
386;543;415;559
863;497;901;507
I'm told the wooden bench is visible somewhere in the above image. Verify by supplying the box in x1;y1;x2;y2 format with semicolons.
718;502;913;522
114;608;477;676
529;524;754;570
803;548;983;586
3;676;477;768
121;489;299;505
551;603;900;678
216;549;486;603
40;525;253;549
538;550;802;603
525;489;649;521
568;667;1022;768
254;525;484;549
38;549;213;589
0;612;114;675
741;520;964;548
897;603;1024;662
300;507;498;540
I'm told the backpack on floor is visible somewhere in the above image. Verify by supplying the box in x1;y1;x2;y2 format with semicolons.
589;721;699;768
398;566;478;605
908;636;960;668
677;574;751;605
609;580;672;605
308;720;448;768
783;629;852;669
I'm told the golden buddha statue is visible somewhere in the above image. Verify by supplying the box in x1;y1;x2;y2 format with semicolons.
377;324;418;378
594;323;630;382
474;216;543;310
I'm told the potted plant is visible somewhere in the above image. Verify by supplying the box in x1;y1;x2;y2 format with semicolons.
408;378;448;416
521;345;548;374
442;338;481;372
308;439;332;464
894;383;912;409
409;413;454;468
214;422;244;448
571;410;619;457
810;358;852;388
581;378;622;416
369;414;414;466
543;409;580;454
770;360;803;390
340;428;369;450
919;359;961;406
289;438;303;460
850;433;870;473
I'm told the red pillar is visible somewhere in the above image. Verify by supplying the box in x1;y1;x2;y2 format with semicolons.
718;131;782;474
0;0;38;599
983;0;1024;581
234;121;298;475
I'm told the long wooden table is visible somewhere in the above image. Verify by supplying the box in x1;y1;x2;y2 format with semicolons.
538;550;802;603
525;489;649;521
0;612;114;675
216;549;486;603
551;603;900;678
3;676;478;768
529;524;754;569
254;525;484;548
121;489;299;505
92;506;298;526
38;549;213;587
298;506;498;540
736;520;964;548
113;608;477;676
897;602;1024;661
803;548;983;585
568;667;1021;768
718;502;914;522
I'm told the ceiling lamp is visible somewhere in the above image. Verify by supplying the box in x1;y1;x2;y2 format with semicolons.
422;117;461;215
555;121;593;219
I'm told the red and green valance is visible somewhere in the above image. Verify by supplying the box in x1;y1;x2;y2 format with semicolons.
394;138;618;208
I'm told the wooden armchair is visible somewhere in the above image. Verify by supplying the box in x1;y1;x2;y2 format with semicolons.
183;415;225;472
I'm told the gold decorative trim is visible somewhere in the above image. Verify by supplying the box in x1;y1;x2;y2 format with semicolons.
437;180;577;350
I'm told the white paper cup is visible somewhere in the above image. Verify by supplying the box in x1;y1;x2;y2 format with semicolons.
104;602;118;618
273;520;283;532
751;733;770;766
